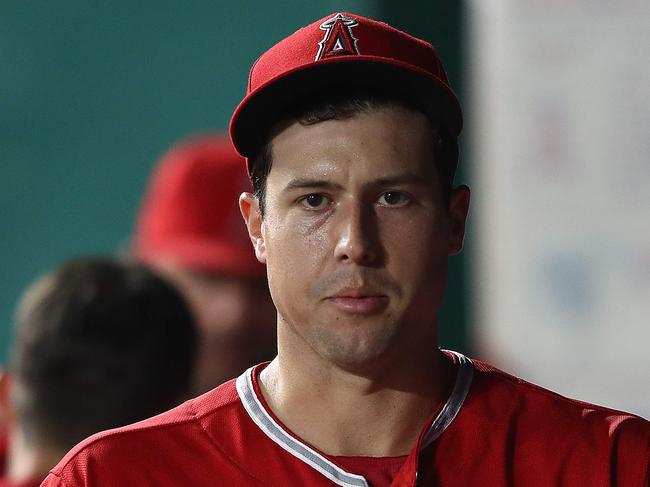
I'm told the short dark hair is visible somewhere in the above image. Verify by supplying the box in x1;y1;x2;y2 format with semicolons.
249;91;459;216
11;257;197;450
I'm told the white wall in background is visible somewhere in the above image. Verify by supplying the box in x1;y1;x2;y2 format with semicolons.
468;0;650;417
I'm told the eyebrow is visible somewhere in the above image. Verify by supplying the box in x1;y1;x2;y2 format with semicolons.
283;178;344;192
282;172;429;193
373;172;429;187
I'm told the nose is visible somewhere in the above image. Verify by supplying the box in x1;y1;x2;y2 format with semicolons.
333;202;379;266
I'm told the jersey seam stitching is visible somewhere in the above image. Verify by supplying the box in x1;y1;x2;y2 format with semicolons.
190;399;276;486
45;470;70;486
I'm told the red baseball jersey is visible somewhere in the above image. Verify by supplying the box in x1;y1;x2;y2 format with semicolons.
41;352;650;486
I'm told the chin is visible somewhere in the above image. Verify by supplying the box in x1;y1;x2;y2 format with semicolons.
312;319;402;370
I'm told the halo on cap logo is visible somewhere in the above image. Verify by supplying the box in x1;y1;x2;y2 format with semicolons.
315;13;359;61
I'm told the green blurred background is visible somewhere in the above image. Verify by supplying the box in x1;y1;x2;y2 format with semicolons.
0;0;468;362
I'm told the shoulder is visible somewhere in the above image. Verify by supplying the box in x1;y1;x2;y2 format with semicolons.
46;379;252;486
469;358;649;427
461;358;649;484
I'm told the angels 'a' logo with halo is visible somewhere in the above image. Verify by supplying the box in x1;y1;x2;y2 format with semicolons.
315;13;360;61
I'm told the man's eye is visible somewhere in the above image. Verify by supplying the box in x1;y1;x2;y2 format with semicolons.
299;194;329;210
377;191;410;207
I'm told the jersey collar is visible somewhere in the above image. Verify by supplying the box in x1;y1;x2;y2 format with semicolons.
236;350;473;487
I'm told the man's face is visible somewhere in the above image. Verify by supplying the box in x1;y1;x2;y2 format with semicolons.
156;263;277;392
242;105;469;371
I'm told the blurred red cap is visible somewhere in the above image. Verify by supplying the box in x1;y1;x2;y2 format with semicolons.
230;12;462;165
133;134;264;277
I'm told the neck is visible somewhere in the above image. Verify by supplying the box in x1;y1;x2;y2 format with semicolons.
259;319;454;457
6;426;63;483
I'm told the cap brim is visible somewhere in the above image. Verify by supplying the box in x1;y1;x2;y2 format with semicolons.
230;56;463;159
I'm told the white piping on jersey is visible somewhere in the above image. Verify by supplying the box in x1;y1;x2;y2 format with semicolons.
236;368;369;487
422;350;474;448
236;350;474;487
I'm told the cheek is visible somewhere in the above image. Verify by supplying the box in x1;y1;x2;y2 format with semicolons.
263;216;331;303
264;212;331;267
382;217;449;280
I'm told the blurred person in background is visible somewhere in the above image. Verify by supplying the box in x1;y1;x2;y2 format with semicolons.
133;134;276;394
0;257;196;487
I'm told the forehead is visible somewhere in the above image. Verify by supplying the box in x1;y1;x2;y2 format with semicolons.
268;105;437;182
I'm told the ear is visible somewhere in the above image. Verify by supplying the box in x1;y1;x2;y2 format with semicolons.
447;185;471;256
239;192;267;264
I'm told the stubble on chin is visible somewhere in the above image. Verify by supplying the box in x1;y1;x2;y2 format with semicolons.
309;314;404;370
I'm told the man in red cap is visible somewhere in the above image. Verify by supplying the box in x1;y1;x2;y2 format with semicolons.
133;134;276;393
43;13;649;487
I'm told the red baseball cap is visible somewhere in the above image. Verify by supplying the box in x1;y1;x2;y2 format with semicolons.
133;134;265;277
230;12;462;161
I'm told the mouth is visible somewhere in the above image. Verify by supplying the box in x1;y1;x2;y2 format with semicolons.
325;288;389;315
